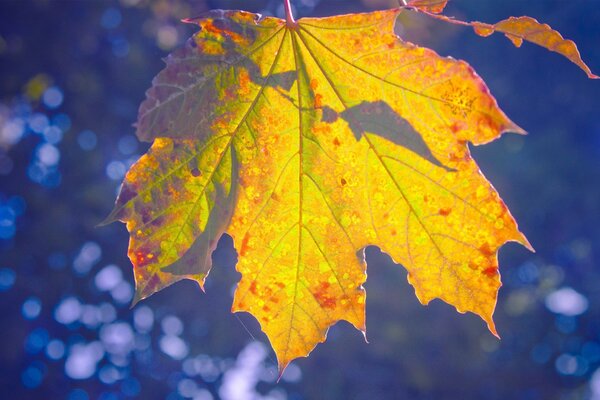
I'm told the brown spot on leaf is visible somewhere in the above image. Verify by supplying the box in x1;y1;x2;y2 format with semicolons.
314;93;323;109
340;178;347;186
134;248;153;268
315;293;336;309
479;243;495;257
333;137;341;146
314;282;336;309
240;233;250;256
450;121;466;133
249;281;258;295
439;207;452;216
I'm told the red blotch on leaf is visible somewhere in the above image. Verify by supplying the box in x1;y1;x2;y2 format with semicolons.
240;233;250;256
314;282;336;309
439;207;452;216
479;243;495;257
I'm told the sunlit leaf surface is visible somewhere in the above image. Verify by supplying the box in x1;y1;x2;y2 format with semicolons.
107;8;573;371
471;16;599;79
406;0;448;14
415;10;599;79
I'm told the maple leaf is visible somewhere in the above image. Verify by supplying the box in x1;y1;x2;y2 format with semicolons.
104;5;596;372
408;8;599;79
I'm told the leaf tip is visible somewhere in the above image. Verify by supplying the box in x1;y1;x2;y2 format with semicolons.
361;329;370;345
130;292;143;309
276;364;289;383
96;209;119;227
506;121;527;136
131;279;157;308
488;320;500;339
197;278;206;293
520;235;535;253
511;227;534;253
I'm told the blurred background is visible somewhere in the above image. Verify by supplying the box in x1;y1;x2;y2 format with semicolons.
1;0;599;399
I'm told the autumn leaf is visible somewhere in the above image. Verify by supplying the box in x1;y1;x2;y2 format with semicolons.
472;17;599;79
104;6;595;372
405;0;448;14
407;8;599;79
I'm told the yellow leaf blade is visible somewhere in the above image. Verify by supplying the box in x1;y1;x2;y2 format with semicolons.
296;9;530;334
109;8;544;372
228;28;367;369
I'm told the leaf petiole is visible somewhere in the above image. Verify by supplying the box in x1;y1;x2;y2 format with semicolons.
283;0;298;28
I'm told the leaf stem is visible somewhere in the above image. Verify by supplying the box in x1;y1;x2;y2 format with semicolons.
283;0;298;28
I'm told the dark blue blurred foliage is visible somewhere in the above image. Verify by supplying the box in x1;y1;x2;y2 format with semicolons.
1;1;599;399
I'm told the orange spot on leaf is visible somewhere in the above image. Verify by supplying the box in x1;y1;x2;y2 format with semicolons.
314;282;336;309
439;207;452;216
249;281;258;295
314;93;323;109
240;234;250;256
479;243;495;257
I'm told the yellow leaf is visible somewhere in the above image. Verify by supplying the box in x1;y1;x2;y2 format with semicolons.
107;9;543;371
406;0;448;14
474;17;599;79
411;10;599;79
